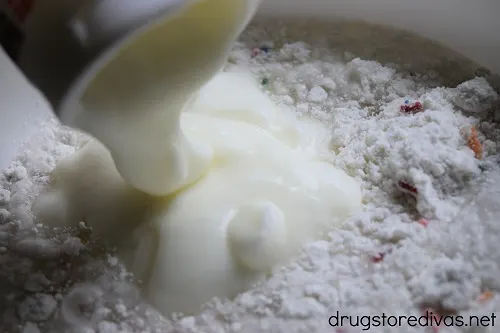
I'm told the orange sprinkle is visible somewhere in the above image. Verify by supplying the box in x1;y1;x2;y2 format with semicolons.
467;127;483;159
478;291;494;303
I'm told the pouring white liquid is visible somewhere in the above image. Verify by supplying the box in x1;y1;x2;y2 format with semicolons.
33;0;363;316
70;0;260;196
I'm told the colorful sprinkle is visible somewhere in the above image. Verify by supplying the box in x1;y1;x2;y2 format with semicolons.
371;248;392;263
467;126;483;159
397;180;418;196
400;101;424;114
477;291;494;303
259;46;271;53
405;100;409;104
261;78;269;85
251;48;260;57
418;218;429;227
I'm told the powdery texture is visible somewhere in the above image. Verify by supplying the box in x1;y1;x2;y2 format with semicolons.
1;20;500;333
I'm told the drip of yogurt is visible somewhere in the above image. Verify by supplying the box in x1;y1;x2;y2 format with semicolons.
71;0;261;196
33;0;363;316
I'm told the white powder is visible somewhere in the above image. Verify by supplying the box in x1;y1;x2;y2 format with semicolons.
1;20;500;333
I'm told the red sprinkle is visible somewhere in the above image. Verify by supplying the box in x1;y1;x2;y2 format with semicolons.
418;218;429;227
400;101;424;114
397;180;418;196
371;248;393;263
371;253;385;263
251;48;260;57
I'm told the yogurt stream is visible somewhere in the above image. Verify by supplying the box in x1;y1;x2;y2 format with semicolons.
33;0;362;316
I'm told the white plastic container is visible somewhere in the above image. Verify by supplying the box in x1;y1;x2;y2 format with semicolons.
1;0;499;171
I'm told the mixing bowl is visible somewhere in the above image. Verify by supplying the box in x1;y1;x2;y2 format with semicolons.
0;0;499;171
